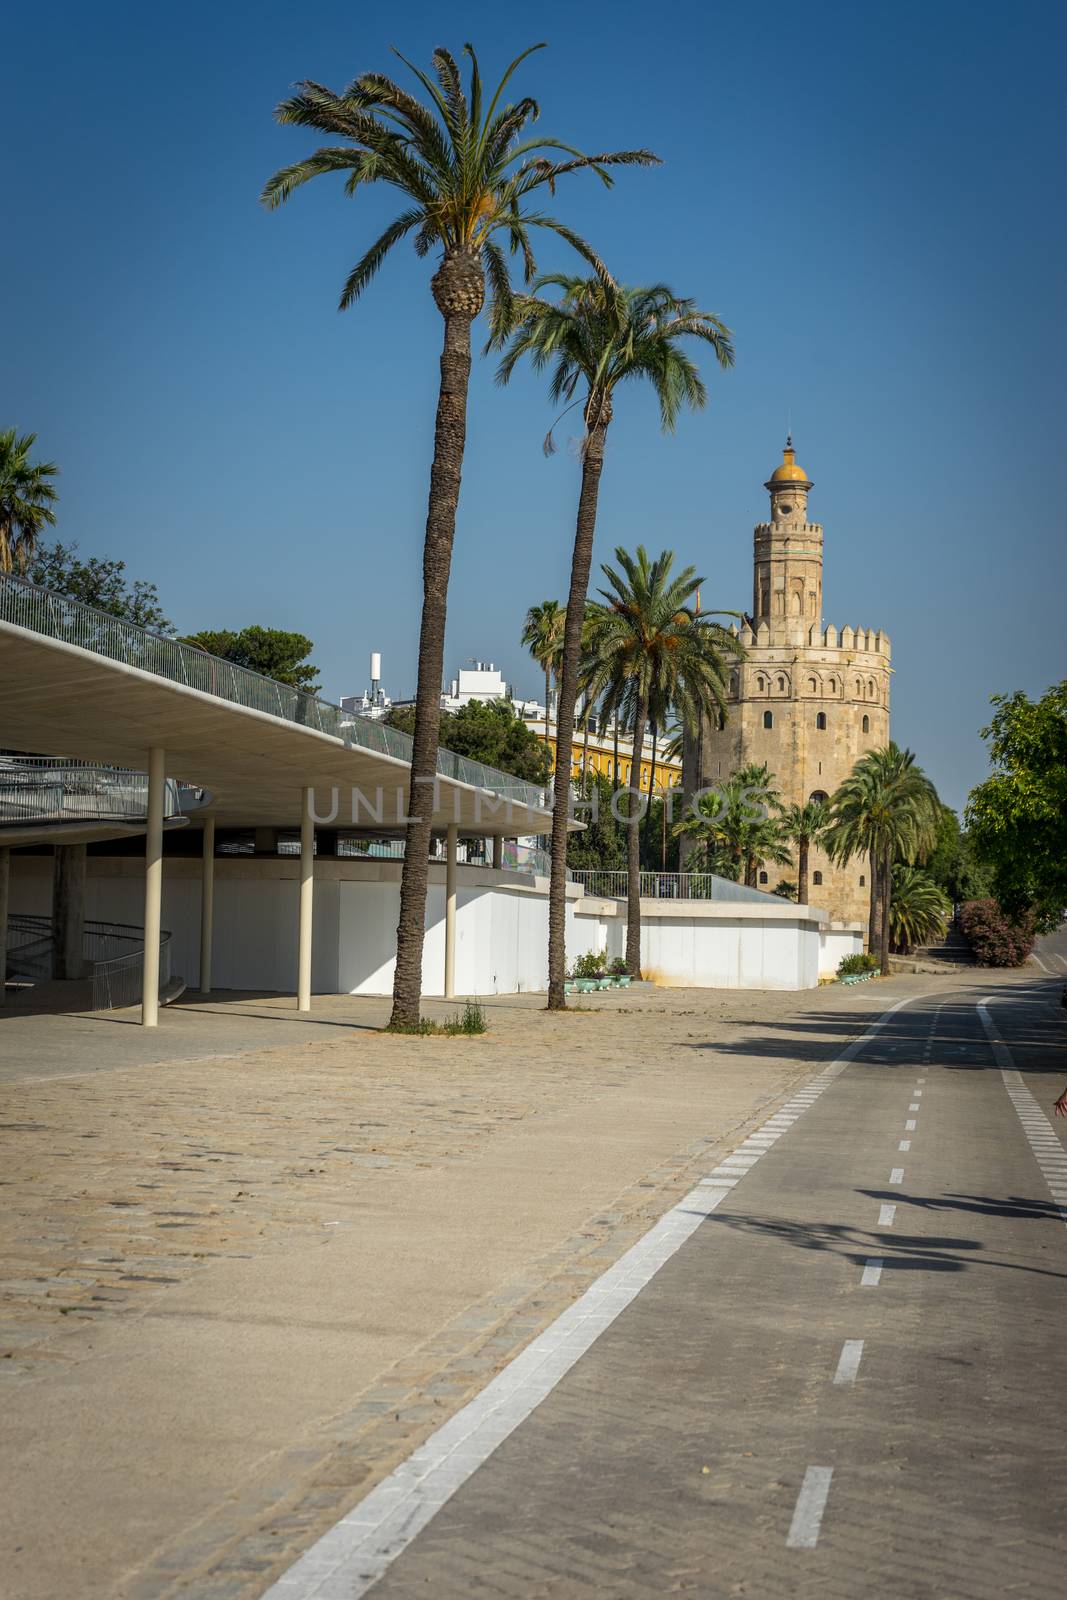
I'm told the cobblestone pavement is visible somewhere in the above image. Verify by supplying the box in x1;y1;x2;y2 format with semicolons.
266;958;1067;1600
0;978;946;1599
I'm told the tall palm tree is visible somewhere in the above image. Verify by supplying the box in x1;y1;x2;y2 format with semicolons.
823;743;940;973
0;430;59;574
494;278;733;1006
521;599;565;755
780;797;830;907
263;44;657;1027
586;546;740;976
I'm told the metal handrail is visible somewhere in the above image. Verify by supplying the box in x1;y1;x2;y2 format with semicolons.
0;758;185;826
569;870;784;903
0;572;546;809
5;913;174;1009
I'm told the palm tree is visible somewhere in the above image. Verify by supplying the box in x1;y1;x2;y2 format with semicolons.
494;278;733;1006
263;44;657;1027
521;600;565;755
780;797;830;907
673;767;787;884
889;866;951;954
586;546;740;975
823;743;940;973
0;430;59;574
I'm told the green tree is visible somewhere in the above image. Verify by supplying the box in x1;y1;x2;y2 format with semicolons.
780;797;830;907
566;773;628;872
823;744;940;973
182;626;320;692
889;865;951;954
495;277;733;1007
675;763;789;888
521;600;565;753
965;681;1067;932
924;804;992;904
587;547;740;974
263;42;656;1029
30;542;172;631
0;429;58;574
387;698;550;786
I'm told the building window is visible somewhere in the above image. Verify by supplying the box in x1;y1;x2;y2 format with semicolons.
777;675;786;692
816;712;827;730
859;875;866;887
808;676;817;694
759;871;768;884
756;674;766;693
809;790;829;804
862;714;870;733
763;710;773;729
812;870;823;885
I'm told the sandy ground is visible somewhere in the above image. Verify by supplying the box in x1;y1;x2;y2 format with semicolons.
0;977;964;1600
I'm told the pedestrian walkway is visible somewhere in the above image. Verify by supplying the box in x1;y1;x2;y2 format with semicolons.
263;963;1067;1598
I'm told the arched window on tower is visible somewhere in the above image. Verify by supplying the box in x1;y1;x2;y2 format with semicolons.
776;675;786;693
756;674;766;693
763;710;773;729
862;714;870;734
812;870;823;885
816;712;827;730
808;676;817;694
828;677;837;694
867;678;876;699
809;790;829;805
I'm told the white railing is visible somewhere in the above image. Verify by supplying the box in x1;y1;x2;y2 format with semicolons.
570;870;782;903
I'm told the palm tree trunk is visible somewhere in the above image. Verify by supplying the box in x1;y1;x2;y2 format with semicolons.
879;847;893;973
868;848;880;952
547;409;610;1008
389;301;474;1028
625;692;650;975
642;724;658;863
797;839;809;906
745;852;757;889
613;714;620;786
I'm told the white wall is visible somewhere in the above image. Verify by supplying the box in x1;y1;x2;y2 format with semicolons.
818;925;864;978
7;856;849;996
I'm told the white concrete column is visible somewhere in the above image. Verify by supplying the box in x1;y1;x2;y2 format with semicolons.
444;823;458;1000
199;816;216;994
297;789;314;1012
0;847;9;1008
141;745;165;1027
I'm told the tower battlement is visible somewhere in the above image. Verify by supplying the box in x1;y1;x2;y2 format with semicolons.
730;620;891;658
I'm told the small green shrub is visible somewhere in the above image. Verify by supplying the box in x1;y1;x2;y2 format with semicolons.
608;956;629;976
838;952;880;977
573;949;606;980
443;999;487;1036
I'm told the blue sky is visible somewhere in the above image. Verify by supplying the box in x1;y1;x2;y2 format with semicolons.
5;0;1065;810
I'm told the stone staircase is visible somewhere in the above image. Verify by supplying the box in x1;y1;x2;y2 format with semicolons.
891;924;977;975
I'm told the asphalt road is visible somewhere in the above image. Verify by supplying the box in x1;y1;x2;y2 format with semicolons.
266;950;1067;1599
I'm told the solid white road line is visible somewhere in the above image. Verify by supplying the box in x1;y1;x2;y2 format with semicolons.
978;1000;1067;1234
787;1466;834;1548
259;999;921;1598
833;1339;864;1385
890;1167;904;1184
1030;954;1051;972
861;1258;884;1286
878;1204;897;1226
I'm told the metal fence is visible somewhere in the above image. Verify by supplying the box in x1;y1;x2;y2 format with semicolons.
4;913;174;1009
0;757;186;826
0;572;545;809
569;870;784;903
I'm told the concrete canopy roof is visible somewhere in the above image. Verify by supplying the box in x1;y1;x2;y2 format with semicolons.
0;621;563;838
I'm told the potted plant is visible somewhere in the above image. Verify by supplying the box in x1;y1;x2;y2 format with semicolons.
609;956;631;988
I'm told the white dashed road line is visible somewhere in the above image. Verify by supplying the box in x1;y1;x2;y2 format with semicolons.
890;1167;904;1184
878;1203;896;1227
861;1258;884;1286
833;1340;865;1385
978;1000;1067;1231
259;998;920;1597
787;1466;835;1548
898;1139;911;1152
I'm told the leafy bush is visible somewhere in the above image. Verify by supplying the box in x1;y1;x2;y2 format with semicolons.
572;949;606;979
609;955;629;976
838;952;880;977
443;999;486;1035
958;899;1036;966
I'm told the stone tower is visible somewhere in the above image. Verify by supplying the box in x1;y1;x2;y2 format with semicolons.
682;440;891;931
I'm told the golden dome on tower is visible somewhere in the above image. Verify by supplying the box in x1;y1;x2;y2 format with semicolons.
765;436;813;490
